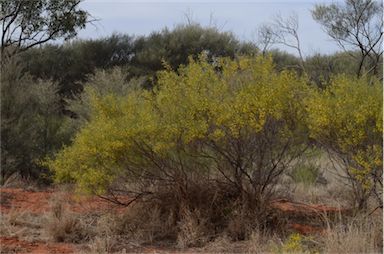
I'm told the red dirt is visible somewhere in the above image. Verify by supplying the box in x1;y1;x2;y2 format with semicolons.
0;188;131;254
0;188;52;214
0;236;75;254
0;188;128;214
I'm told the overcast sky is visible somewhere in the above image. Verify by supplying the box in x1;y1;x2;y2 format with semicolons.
77;0;343;56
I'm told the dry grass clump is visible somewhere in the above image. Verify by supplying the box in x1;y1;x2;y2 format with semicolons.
77;202;176;253
111;202;176;244
202;230;274;253
176;207;210;248
291;181;352;207
0;208;44;241
97;180;284;250
321;214;383;253
45;193;95;243
2;182;381;254
226;208;260;241
86;214;118;253
85;236;119;254
79;213;133;253
245;230;272;254
203;234;234;253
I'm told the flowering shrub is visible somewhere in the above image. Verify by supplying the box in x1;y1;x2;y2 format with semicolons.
281;233;305;253
47;54;382;211
47;55;309;201
306;76;383;209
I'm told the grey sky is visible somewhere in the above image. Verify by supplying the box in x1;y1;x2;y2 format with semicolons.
77;0;343;56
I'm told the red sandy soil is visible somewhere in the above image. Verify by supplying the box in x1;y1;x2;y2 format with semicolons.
0;188;347;253
0;188;128;214
0;188;129;254
0;236;75;254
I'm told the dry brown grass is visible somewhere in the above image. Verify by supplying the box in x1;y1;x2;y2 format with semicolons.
202;230;275;253
85;236;119;254
176;207;210;248
203;235;234;253
44;192;95;243
225;210;255;241
2;190;381;254
245;230;272;254
321;214;383;254
290;181;354;211
111;203;174;244
0;208;44;242
69;179;283;252
1;151;382;254
285;153;357;209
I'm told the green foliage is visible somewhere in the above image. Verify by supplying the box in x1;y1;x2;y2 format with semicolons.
268;49;302;73
305;52;360;87
1;0;89;59
311;0;382;43
281;233;305;253
1;59;74;183
306;75;383;209
128;24;258;88
67;67;144;129
290;163;321;186
305;51;383;87
48;55;308;196
20;34;135;96
273;233;320;254
132;24;255;71
20;25;257;96
311;0;383;77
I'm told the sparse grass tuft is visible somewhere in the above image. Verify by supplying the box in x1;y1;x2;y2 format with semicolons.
246;230;270;254
204;235;233;253
45;193;94;243
176;207;209;248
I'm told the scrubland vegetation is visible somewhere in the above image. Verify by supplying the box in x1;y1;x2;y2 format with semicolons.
1;0;383;253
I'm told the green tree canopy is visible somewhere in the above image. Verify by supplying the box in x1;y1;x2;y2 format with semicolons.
312;0;383;77
1;0;89;60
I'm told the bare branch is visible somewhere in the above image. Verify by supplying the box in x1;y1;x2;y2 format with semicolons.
312;0;383;77
257;12;306;73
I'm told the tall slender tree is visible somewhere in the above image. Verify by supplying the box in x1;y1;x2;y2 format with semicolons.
312;0;383;77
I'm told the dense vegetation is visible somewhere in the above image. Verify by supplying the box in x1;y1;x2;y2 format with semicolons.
0;0;382;250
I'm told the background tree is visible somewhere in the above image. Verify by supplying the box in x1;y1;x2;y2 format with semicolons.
257;13;306;74
0;0;89;61
129;24;258;88
312;0;383;77
268;49;301;73
0;0;90;183
20;34;135;97
19;25;257;96
1;59;73;183
305;51;362;88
